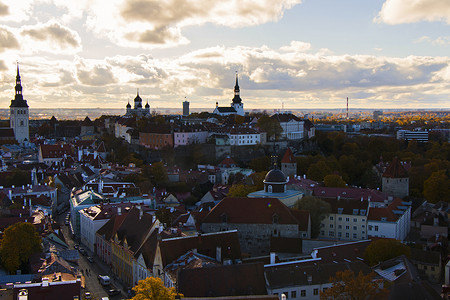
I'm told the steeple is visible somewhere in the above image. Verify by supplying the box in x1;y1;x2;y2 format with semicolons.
232;71;242;104
10;62;28;108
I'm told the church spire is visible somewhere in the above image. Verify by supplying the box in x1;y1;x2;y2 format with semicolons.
232;71;242;104
15;62;23;97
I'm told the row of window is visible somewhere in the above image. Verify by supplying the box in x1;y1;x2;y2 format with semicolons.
325;224;365;230
11;109;28;115
276;287;323;298
329;216;365;222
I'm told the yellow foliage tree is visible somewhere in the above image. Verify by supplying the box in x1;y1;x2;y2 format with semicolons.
131;277;180;300
320;270;388;300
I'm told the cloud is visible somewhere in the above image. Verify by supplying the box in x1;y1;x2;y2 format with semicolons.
0;2;8;16
415;35;450;46
76;60;117;86
0;26;19;52
376;0;450;24
21;21;82;52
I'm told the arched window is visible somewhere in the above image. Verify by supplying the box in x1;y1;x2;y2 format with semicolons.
268;185;272;193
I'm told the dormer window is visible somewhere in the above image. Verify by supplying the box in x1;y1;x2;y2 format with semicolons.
221;213;228;223
338;208;343;214
272;214;279;224
353;209;359;215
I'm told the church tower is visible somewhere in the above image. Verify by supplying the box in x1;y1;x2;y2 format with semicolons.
9;63;29;143
231;73;244;116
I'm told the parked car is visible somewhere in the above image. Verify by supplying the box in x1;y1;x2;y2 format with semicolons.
79;248;87;256
87;257;94;263
85;291;92;299
74;244;79;249
107;289;121;296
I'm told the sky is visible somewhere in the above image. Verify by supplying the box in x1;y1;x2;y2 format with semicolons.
1;0;450;111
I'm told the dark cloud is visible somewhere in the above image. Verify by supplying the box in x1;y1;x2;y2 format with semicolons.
22;22;80;48
0;2;9;16
77;65;117;86
0;27;19;52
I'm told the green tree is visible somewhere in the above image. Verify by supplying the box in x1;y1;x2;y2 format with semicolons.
256;115;282;140
324;174;347;187
320;270;388;300
0;222;42;274
364;239;411;266
307;160;332;182
131;277;180;300
227;184;258;197
294;196;331;238
423;170;450;203
148;162;168;185
249;156;271;172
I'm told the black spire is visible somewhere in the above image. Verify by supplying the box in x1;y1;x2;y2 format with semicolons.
232;72;242;104
10;62;28;108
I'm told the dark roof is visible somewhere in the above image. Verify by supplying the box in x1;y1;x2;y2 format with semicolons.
264;169;286;183
410;248;440;265
265;260;372;289
202;197;304;225
39;144;73;159
313;240;371;263
97;213;127;240
178;263;266;297
383;157;408;178
270;237;302;254
0;128;15;138
216;107;237;113
270;113;301;123
159;230;241;267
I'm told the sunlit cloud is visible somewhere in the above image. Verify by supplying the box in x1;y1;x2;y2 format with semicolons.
376;0;450;24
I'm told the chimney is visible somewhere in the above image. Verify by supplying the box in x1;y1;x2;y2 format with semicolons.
281;294;286;300
117;207;121;216
270;252;276;264
434;217;439;226
192;248;197;253
8;189;12;200
216;246;221;262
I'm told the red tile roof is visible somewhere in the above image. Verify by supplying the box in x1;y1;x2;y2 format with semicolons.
40;144;73;159
202;197;307;225
281;147;296;164
382;157;408;178
313;240;372;263
159;230;241;267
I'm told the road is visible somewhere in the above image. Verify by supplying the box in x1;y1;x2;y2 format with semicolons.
58;212;128;300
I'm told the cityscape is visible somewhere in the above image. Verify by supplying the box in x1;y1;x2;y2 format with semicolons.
1;1;450;300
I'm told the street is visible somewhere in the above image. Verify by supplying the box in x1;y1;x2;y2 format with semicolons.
58;212;128;300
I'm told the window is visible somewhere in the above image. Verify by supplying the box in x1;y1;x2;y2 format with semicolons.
321;231;325;235
353;233;357;238
353;209;359;215
353;226;357;230
338;225;342;229
329;224;334;228
301;290;306;297
338;232;342;238
272;214;279;224
284;292;289;298
329;216;334;220
338;217;342;221
346;233;349;238
329;231;334;237
346;218;350;222
368;225;373;230
353;218;357;222
313;289;318;295
375;226;379;231
362;225;365;228
346;226;349;230
291;291;296;298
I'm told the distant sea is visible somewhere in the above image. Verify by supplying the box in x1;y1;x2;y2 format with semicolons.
0;108;446;120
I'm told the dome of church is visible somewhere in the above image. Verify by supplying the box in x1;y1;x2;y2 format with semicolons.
134;94;142;102
264;169;286;183
126;102;131;108
145;102;149;108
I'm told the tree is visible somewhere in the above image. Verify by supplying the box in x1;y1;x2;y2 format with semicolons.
320;270;388;300
131;277;180;300
324;174;347;187
364;239;411;266
0;222;42;274
423;170;450;203
227;184;258;197
249;156;271;172
294;196;331;238
256;115;282;140
148;162;168;185
307;160;332;182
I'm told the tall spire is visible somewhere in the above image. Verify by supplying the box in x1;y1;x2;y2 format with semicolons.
15;62;23;97
232;71;242;104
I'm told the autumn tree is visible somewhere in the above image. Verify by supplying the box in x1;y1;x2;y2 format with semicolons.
294;196;331;238
364;239;411;266
131;277;180;300
227;184;258;197
320;270;388;300
0;222;42;274
256;115;282;140
324;174;347;188
423;170;450;203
